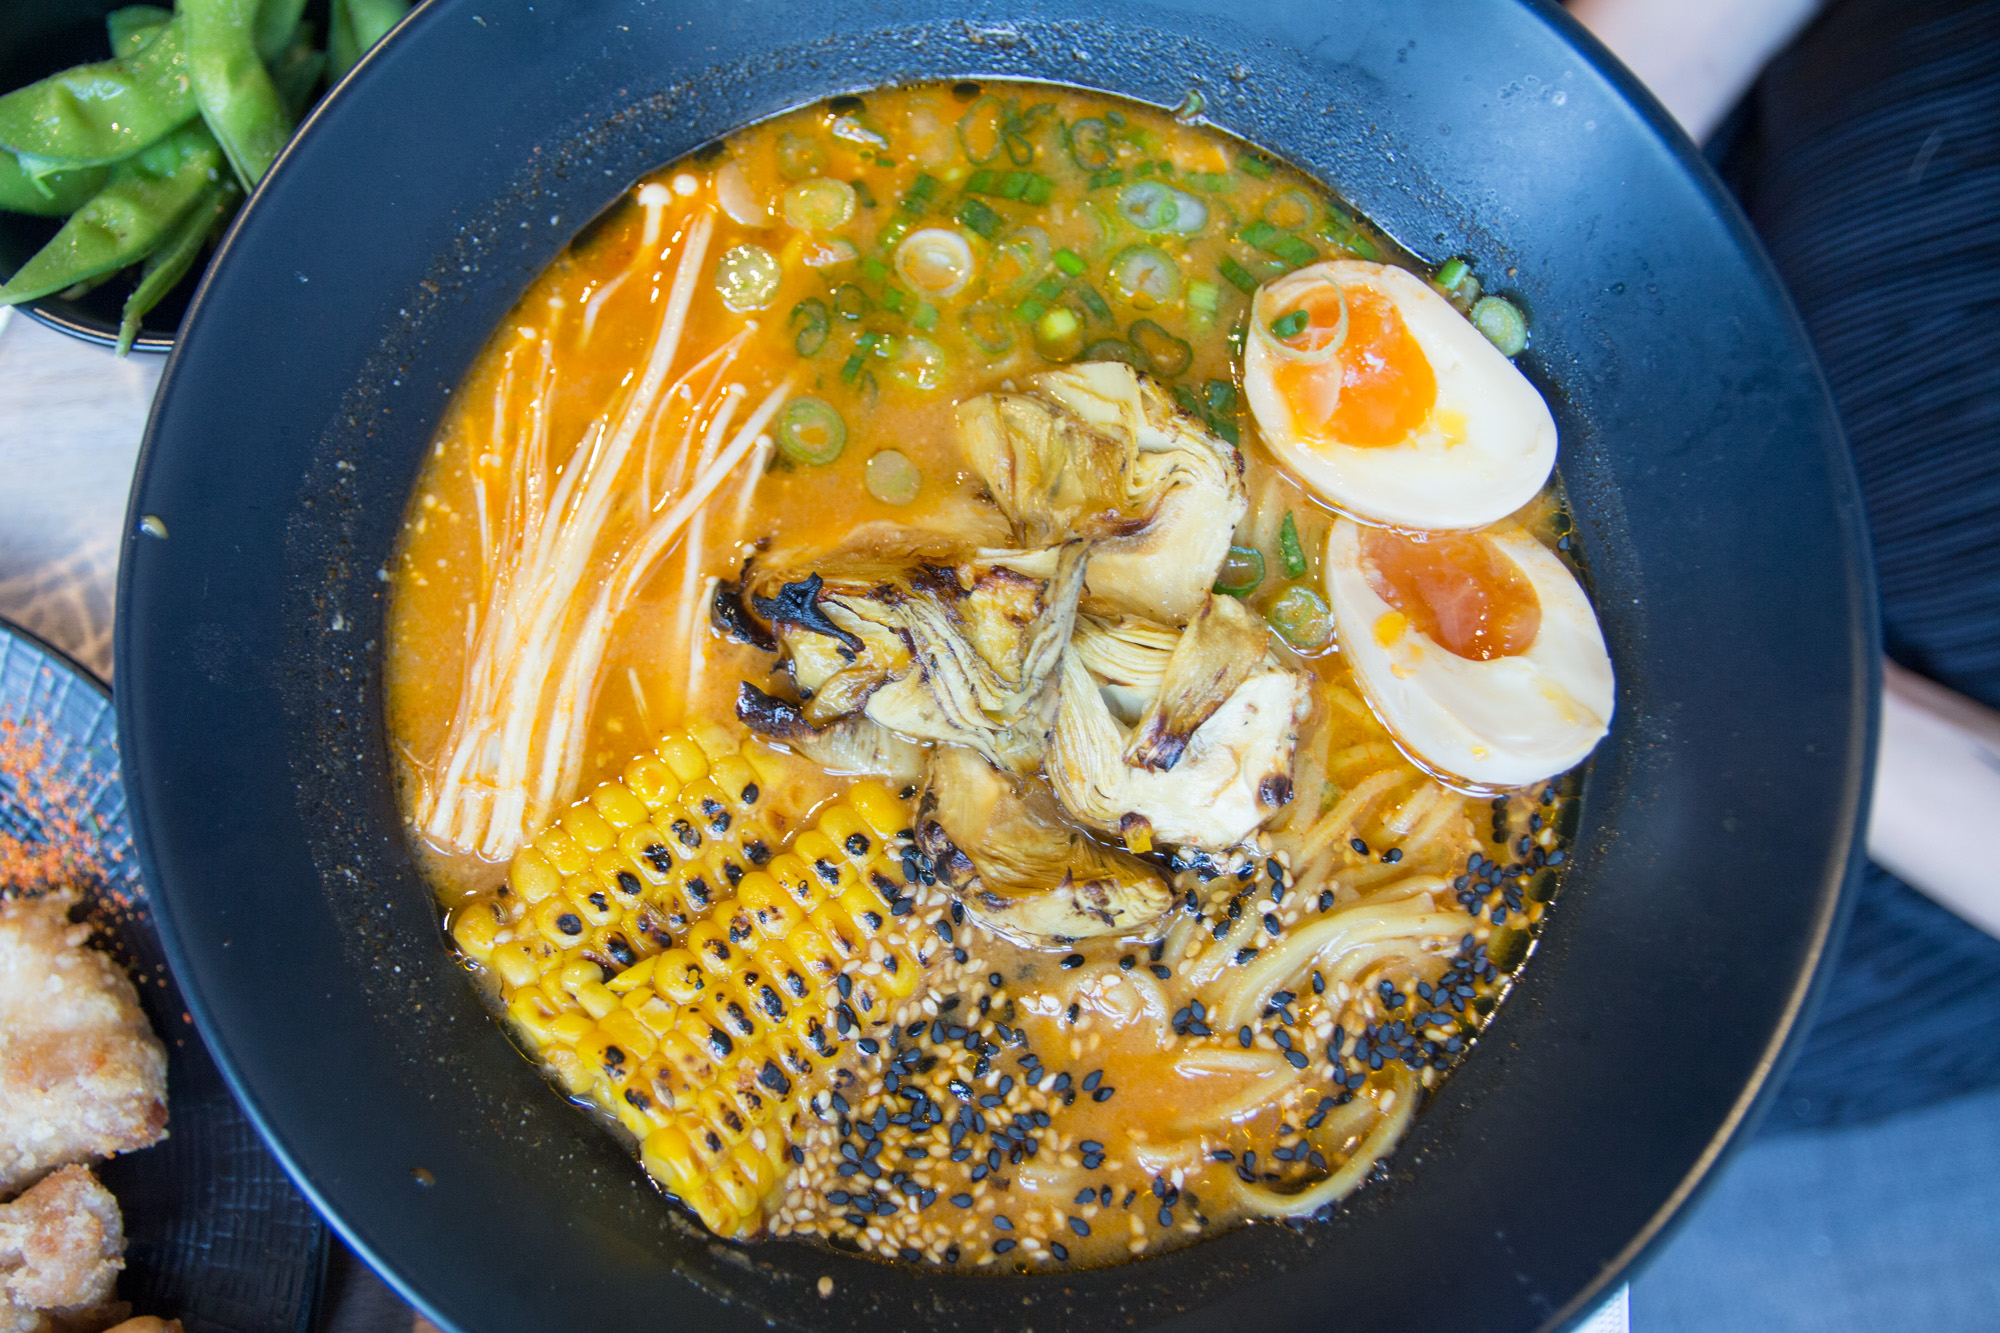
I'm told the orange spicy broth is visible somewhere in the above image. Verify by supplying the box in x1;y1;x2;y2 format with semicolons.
384;82;1575;1271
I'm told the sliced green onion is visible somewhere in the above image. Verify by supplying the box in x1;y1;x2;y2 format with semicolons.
880;287;907;313
1088;168;1124;191
1269;235;1319;269
801;237;859;269
832;283;870;321
1015;298;1048;324
861;256;893;286
1205;379;1236;414
1278;512;1308;579
1129;320;1193;377
1083;338;1147;368
831;112;890;150
1067;117;1113;171
1173;385;1202;416
1053;247;1086;277
790;297;830;355
784;177;857;232
1076;283;1112;323
1239;219;1282;250
1261;189;1315;229
777;132;825;180
1270;309;1308;338
889;334;947;390
777;396;847;465
1214;546;1266;595
1471;296;1528;357
1268;585;1332;649
865;450;923;505
960;302;1014;355
1187;280;1221;317
998;171;1032;200
912;301;939;332
714;244;781;311
1238;155;1273;179
1218;256;1260;294
1033;272;1066;302
965;168;999;195
1023;174;1055;206
876;216;912;252
958;95;1005;163
1435;257;1470;293
852;178;879;209
1035;306;1084;360
1117;181;1208;234
1186;171;1231;192
894;227;975;299
955;197;1003;240
1110;245;1180;307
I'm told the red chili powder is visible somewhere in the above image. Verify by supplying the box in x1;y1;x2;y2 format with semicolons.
0;717;108;896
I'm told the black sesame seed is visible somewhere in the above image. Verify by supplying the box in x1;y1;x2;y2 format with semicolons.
1050;1241;1069;1261
993;1238;1016;1254
1150;963;1172;980
1092;1086;1114;1102
952;1192;973;1208
1068;1216;1091;1236
993;1215;1013;1231
1061;953;1084;969
1349;838;1368;855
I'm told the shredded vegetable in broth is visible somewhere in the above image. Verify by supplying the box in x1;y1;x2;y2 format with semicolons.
384;81;1607;1272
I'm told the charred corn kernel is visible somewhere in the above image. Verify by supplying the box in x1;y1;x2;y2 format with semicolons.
653;949;708;1004
450;901;504;961
508;847;562;903
597;1008;658;1062
561;803;616;852
591;781;649;829
658;734;709;782
607;955;657;993
464;730;939;1239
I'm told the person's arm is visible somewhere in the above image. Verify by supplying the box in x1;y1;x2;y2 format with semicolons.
1869;663;2000;939
1569;0;1824;141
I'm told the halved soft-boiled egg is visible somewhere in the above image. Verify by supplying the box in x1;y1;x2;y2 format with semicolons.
1244;260;1557;530
1324;517;1614;788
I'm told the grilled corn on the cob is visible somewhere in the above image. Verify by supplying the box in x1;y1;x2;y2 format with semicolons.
446;727;947;1238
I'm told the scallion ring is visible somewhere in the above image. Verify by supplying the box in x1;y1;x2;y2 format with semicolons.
864;450;923;505
776;395;847;465
1214;546;1266;596
1066;117;1114;171
894;227;976;299
783;177;857;232
1128;319;1193;377
957;94;1005;164
1268;585;1332;649
1109;244;1181;308
1471;295;1528;357
790;297;830;356
888;334;948;391
714;244;781;312
1250;271;1347;365
960;302;1015;355
1260;188;1315;230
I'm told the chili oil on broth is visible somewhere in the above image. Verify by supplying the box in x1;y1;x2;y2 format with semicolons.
382;82;1587;1272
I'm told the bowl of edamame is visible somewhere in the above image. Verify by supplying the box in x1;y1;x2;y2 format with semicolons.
0;0;408;354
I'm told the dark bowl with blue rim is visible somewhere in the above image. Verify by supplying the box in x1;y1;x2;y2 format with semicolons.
115;1;1877;1330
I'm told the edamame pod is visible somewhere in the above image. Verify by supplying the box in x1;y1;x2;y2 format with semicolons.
115;176;238;355
0;154;109;217
0;19;198;169
107;6;173;57
0;123;224;307
181;0;293;189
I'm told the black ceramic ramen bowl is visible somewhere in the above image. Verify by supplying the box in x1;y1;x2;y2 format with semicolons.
114;1;1876;1330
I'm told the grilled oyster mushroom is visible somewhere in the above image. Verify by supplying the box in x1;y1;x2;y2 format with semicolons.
955;361;1247;624
729;532;1088;774
915;746;1173;943
1049;598;1311;851
735;683;927;785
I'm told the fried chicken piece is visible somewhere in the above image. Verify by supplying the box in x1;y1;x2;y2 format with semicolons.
0;894;167;1197
0;1165;127;1333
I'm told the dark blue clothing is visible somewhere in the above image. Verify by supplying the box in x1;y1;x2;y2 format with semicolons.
1716;0;2000;1132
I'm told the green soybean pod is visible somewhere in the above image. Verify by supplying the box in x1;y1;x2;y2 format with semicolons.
252;0;311;61
344;0;412;54
0;19;198;169
0;124;224;308
115;177;239;355
181;0;293;189
0;153;110;217
108;5;173;57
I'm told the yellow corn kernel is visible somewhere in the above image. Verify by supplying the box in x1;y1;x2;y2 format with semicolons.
575;1029;636;1084
791;1010;840;1061
568;883;618;929
615;825;674;885
575;982;619;1021
489;939;542;990
657;733;709;783
871;941;921;1002
532;826;587;876
630;995;680;1038
548;1010;596;1046
547;1047;593;1095
507;848;562;903
532;898;588;949
597;1007;659;1063
508;992;563;1044
623;753;681;808
709;754;759;807
652;949;708;1004
794;831;846;883
655;1030;716;1090
847;780;908;840
682;916;740;980
764;852;823;913
836;882;891;938
676;1011;736;1067
694;1088;752;1147
807;900;865;966
607;955;657;993
560;803;617;852
816;805;873;863
450;899;503;961
591;781;649;829
736;871;801;939
739;970;792;1029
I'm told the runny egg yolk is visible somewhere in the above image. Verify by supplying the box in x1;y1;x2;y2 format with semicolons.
1275;284;1437;448
1359;527;1542;660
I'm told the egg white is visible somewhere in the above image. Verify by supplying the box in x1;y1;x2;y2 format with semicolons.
1245;260;1557;530
1324;518;1614;788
